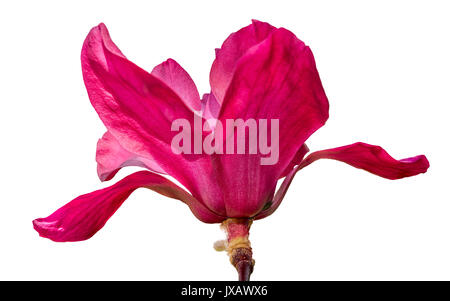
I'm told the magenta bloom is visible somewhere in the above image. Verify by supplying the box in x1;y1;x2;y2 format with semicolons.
33;21;429;280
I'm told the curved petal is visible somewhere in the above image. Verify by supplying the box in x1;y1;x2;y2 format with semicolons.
96;131;166;181
82;23;221;215
151;58;201;112
299;142;430;179
33;171;224;242
216;27;329;217
81;23;193;164
256;142;429;219
210;20;276;103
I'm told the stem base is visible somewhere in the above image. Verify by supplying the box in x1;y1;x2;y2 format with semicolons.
215;218;254;281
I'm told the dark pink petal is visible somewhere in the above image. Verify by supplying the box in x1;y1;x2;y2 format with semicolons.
81;23;193;167
256;142;429;219
151;58;201;112
33;171;224;242
216;27;329;217
82;23;222;215
299;142;430;179
210;20;276;103
96;131;165;181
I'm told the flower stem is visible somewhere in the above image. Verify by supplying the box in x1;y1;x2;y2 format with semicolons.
215;218;254;281
236;255;253;281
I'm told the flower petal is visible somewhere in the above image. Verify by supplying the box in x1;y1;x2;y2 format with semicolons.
33;171;224;242
200;92;221;132
82;23;220;214
279;144;309;178
151;58;201;112
299;142;430;179
216;27;329;217
201;92;220;121
256;142;429;219
81;23;193;165
210;20;276;103
96;131;165;181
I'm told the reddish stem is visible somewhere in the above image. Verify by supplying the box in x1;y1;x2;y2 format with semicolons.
236;260;253;281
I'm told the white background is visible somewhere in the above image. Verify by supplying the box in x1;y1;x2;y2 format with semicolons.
1;0;449;280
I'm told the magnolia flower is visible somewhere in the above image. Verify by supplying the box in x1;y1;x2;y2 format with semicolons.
33;20;429;281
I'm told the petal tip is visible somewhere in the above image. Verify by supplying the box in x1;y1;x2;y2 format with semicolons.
32;218;41;230
415;154;430;173
32;218;57;241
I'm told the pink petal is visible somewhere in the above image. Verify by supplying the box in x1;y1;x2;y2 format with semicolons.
82;23;220;214
300;142;430;179
201;92;220;121
216;27;329;217
256;142;429;219
96;131;165;181
210;20;276;104
151;58;201;112
33;171;224;242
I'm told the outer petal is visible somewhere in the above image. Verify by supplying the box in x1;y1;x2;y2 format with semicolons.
216;27;329;217
33;171;224;242
299;142;430;179
151;58;201;111
96;131;165;181
81;23;193;166
82;23;221;215
256;142;429;219
210;20;276;103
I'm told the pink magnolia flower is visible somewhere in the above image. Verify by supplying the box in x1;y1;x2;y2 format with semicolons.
33;20;429;280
